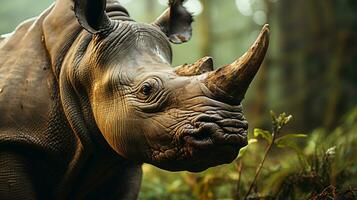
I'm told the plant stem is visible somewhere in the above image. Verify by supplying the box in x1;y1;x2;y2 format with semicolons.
235;160;243;200
244;134;276;200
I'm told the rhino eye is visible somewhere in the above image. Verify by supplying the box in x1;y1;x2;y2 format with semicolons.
142;83;152;96
137;78;161;100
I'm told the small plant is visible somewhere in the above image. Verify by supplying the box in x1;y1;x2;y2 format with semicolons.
239;111;307;200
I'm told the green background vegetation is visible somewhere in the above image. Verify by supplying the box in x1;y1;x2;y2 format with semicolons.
1;0;356;199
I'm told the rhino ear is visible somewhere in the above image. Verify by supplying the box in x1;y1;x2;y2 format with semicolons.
153;0;193;44
74;0;112;34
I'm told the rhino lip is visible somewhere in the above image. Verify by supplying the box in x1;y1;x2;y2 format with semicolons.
183;116;248;148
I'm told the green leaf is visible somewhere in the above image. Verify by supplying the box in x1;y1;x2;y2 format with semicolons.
275;135;306;150
237;139;257;159
282;115;293;125
254;128;273;144
275;134;307;144
275;139;309;169
276;140;299;149
270;111;293;133
248;138;258;144
237;145;248;159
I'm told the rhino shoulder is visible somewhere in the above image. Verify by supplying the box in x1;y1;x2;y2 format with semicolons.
0;15;54;139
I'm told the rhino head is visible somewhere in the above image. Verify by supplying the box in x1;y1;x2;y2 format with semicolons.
64;0;269;172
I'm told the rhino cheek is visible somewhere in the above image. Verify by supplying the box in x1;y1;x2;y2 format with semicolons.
142;120;176;161
91;86;131;157
93;103;124;155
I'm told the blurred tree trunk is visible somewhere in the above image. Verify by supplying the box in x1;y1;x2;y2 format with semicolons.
321;0;342;129
249;0;273;127
323;32;346;128
277;0;310;130
277;0;357;130
198;0;213;57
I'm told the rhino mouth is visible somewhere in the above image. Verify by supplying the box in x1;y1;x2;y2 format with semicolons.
182;114;248;149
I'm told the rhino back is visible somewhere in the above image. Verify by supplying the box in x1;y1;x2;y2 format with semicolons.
0;14;76;162
0;18;50;126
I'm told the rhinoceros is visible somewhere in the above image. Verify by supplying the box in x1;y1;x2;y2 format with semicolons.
0;0;269;199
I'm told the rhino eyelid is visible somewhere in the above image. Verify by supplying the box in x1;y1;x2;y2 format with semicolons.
136;78;162;100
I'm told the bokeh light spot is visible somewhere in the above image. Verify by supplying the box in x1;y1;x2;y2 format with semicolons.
235;0;253;16
253;10;267;25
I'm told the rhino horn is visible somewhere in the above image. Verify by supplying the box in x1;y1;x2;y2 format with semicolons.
175;56;214;76
204;24;270;103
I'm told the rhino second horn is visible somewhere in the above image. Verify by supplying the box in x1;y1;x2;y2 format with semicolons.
175;56;214;76
205;24;270;103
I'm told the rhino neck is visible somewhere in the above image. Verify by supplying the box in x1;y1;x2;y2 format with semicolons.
42;0;132;148
43;0;133;79
57;137;142;199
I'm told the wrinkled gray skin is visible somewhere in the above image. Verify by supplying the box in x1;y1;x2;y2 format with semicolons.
0;0;268;199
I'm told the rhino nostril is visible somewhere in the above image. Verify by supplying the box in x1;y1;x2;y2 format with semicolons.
188;122;219;136
192;131;211;140
193;122;200;128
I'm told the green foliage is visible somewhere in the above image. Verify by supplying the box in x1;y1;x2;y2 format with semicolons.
254;128;272;144
0;0;53;33
139;167;194;200
139;109;357;200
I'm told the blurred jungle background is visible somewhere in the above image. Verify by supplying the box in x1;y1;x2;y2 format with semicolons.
1;0;356;199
